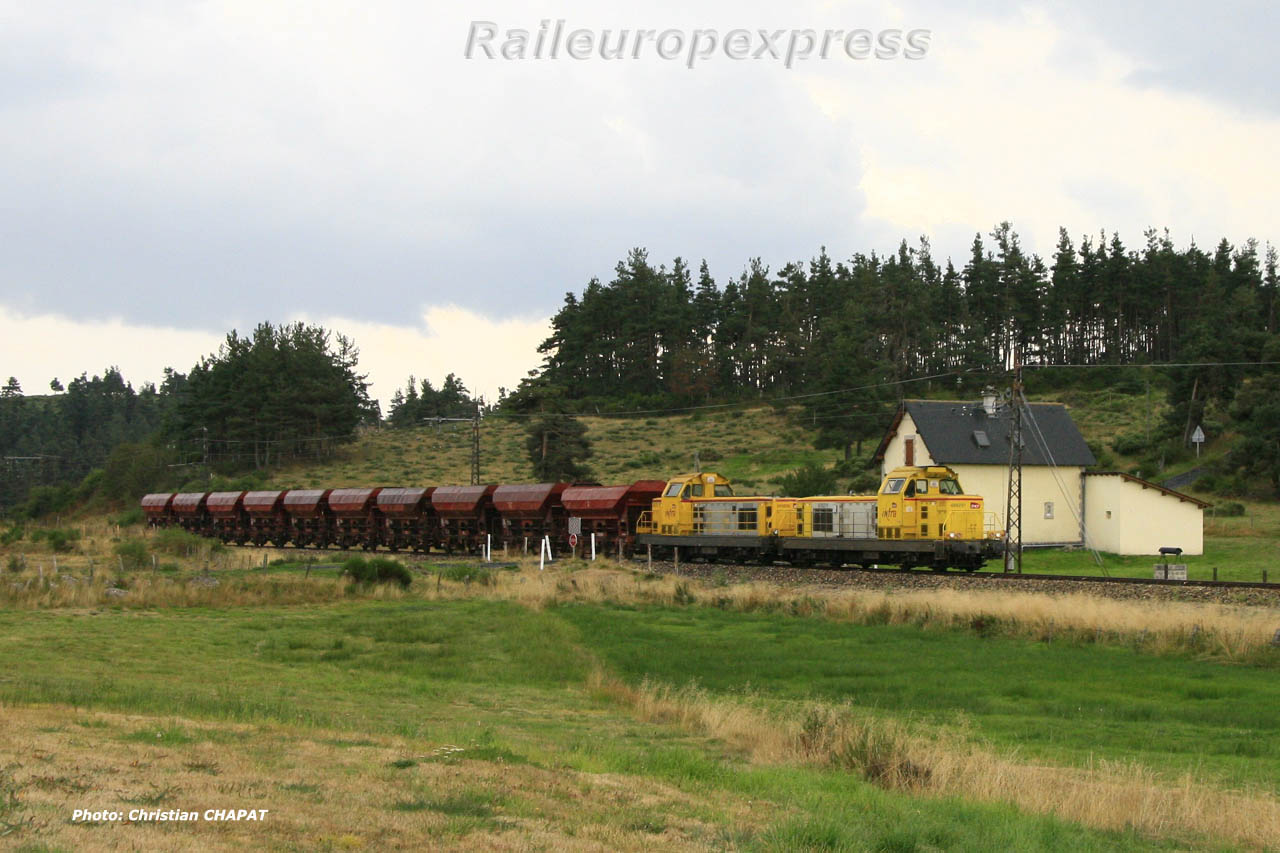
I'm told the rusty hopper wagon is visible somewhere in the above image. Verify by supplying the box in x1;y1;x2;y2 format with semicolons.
431;485;498;553
283;489;333;548
492;483;568;550
561;480;666;556
171;492;210;536
141;493;175;527
376;487;439;553
327;487;384;550
206;491;249;544
243;490;287;546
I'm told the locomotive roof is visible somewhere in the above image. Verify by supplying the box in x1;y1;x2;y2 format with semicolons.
876;400;1097;467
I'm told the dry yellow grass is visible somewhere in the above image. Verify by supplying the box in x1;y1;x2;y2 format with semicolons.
588;670;1280;850
4;557;1279;662
0;705;767;852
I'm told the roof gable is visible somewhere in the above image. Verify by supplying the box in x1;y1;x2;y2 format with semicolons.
879;400;1096;467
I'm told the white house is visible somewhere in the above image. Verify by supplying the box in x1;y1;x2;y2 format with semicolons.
874;398;1208;555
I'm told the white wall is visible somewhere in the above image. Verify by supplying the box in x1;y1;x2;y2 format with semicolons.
1083;474;1204;556
951;464;1085;545
879;413;936;473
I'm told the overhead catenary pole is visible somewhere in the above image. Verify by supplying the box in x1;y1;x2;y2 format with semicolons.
1003;352;1024;574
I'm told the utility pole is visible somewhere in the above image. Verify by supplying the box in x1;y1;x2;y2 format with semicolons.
1003;353;1024;574
470;406;482;486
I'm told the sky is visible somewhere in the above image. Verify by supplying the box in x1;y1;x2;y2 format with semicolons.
1;0;1278;409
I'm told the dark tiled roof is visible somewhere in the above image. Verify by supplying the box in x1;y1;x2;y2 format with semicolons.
877;400;1097;467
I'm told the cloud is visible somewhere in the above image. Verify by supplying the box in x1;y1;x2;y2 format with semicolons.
0;304;549;409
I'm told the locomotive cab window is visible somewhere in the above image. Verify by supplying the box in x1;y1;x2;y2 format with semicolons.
690;484;704;497
884;478;905;495
938;479;961;495
915;480;928;495
714;484;733;497
665;483;683;497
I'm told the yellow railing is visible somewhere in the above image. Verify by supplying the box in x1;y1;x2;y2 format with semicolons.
635;511;654;534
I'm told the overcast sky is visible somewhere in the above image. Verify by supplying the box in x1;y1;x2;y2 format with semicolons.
2;0;1278;408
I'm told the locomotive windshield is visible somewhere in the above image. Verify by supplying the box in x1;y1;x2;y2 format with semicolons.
714;484;733;497
883;478;905;494
938;479;961;495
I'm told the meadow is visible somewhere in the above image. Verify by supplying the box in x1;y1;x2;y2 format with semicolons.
1;551;1279;850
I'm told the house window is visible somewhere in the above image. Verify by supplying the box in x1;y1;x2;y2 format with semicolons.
904;436;915;466
1043;501;1054;519
1105;510;1111;520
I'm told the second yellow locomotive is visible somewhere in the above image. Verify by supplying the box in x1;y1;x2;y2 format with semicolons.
637;465;1002;570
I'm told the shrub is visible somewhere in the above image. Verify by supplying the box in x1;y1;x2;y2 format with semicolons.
777;463;838;497
32;527;79;553
1111;432;1148;456
0;526;23;546
113;539;150;570
342;556;412;588
1212;502;1246;518
5;554;21;573
153;528;224;556
112;508;146;527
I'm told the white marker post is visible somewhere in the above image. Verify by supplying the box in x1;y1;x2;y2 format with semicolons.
590;533;596;561
486;534;492;562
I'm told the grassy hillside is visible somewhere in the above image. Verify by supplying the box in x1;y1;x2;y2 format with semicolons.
268;385;1227;494
272;408;844;494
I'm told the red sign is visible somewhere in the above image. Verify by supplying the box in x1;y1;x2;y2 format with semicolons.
970;502;981;510
569;533;579;547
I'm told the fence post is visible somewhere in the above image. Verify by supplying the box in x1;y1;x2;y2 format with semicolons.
1212;566;1218;582
648;544;652;571
674;546;679;575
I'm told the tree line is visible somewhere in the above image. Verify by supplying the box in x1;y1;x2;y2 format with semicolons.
509;224;1279;464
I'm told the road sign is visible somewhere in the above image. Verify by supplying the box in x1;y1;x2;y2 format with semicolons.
1191;425;1205;457
569;533;578;548
568;517;582;535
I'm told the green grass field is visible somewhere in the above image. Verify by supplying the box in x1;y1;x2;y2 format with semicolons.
0;578;1277;849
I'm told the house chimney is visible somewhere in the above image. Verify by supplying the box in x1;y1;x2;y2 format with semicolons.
981;386;998;416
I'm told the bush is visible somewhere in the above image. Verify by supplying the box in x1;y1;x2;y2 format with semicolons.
776;463;838;497
17;484;77;520
113;539;150;570
6;554;21;573
0;526;23;546
845;469;882;495
32;527;79;553
342;556;412;588
153;528;224;556
1111;432;1148;456
112;508;145;528
1212;502;1246;518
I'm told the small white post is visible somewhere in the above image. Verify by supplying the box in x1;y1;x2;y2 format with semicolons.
524;536;529;554
539;536;546;571
647;544;652;570
118;555;125;573
486;534;492;562
152;554;157;571
53;556;58;574
590;533;596;561
674;546;679;575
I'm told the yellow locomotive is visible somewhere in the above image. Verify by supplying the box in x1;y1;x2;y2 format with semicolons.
636;465;1002;570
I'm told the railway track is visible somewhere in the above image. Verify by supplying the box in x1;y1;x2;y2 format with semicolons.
227;541;1280;593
